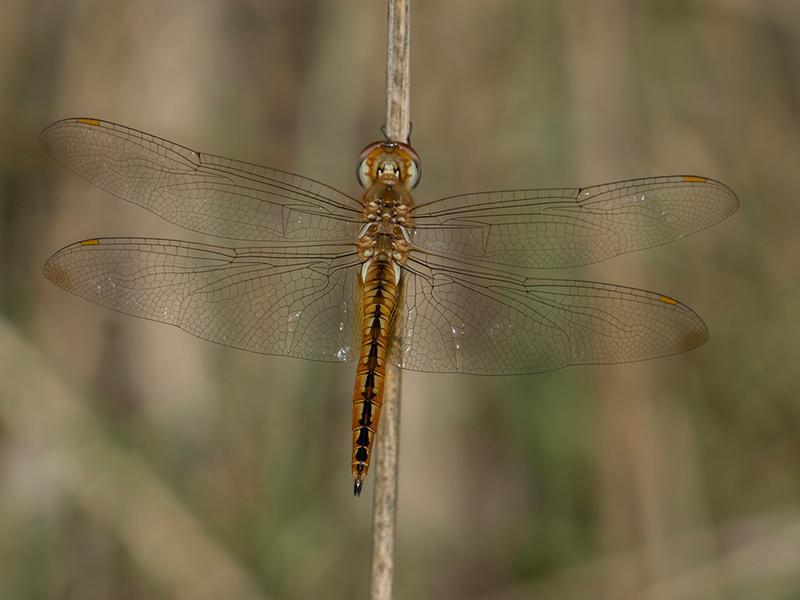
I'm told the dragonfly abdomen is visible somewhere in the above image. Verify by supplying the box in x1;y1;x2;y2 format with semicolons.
351;256;401;497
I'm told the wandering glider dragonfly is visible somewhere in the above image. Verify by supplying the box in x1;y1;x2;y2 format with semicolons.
41;118;738;496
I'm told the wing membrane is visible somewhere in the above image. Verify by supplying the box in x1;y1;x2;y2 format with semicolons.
40;118;363;242
44;237;708;374
390;253;707;374
42;124;729;373
43;237;361;362
411;176;738;269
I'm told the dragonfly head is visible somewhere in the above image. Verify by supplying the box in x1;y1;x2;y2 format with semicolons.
357;141;421;191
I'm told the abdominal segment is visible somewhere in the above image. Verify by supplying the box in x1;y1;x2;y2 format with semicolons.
351;257;401;496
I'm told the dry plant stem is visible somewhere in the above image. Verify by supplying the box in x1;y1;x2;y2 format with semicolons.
370;361;402;599
369;1;411;599
384;0;412;143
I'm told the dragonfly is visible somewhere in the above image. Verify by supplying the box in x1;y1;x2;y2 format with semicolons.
41;118;738;496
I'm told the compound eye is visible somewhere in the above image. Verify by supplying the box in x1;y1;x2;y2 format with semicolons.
356;156;373;189
404;157;421;190
393;142;421;190
356;141;383;189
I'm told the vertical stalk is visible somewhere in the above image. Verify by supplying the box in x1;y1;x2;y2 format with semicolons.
384;0;412;143
369;360;402;600
369;2;411;599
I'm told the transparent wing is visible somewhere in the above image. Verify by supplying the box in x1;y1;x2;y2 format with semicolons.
43;237;362;362
390;253;707;375
410;176;738;269
43;237;708;374
40;118;363;242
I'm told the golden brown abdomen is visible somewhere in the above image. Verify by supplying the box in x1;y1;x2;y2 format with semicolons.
351;257;401;496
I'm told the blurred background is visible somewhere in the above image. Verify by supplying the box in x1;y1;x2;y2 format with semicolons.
1;0;798;598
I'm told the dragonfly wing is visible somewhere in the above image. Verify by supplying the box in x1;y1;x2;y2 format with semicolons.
411;176;738;269
390;255;707;375
40;118;363;242
44;238;361;362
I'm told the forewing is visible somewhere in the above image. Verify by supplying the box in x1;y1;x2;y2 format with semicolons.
411;176;738;269
40;118;363;242
390;255;707;375
43;238;361;362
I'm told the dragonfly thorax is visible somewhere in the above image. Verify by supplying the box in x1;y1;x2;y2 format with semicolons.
358;182;414;265
362;182;413;224
356;225;412;267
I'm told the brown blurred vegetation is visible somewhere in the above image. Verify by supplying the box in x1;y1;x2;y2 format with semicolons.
1;1;799;599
